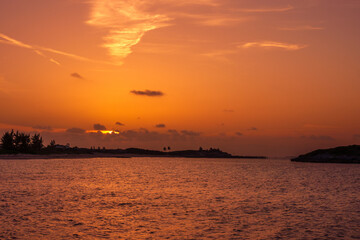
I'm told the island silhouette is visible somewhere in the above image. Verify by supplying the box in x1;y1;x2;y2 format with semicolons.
0;130;266;159
292;145;360;163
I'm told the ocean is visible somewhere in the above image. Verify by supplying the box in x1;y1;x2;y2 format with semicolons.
0;157;359;239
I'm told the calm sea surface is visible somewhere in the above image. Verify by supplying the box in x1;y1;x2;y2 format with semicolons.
0;158;359;239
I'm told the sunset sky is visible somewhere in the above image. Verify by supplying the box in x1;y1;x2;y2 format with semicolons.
0;0;359;157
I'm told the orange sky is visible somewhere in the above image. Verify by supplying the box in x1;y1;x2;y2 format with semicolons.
0;0;359;157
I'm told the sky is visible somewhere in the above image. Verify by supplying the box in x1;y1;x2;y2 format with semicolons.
0;0;360;157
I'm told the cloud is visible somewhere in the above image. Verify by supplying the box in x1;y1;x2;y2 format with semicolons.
155;124;166;128
66;128;86;134
241;41;306;50
168;129;179;135
94;123;107;130
300;135;335;141
181;130;201;137
32;125;53;131
353;134;360;140
239;5;294;13
248;127;258;131
86;0;171;65
175;12;250;27
130;90;164;97
235;132;243;136
0;33;116;66
71;73;84;80
86;0;230;63
279;26;324;31
115;122;125;126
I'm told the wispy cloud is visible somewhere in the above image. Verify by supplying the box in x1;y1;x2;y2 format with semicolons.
130;90;164;97
155;124;166;128
174;12;250;26
241;41;306;50
279;25;324;31
87;0;171;64
239;5;294;13
0;33;115;66
86;0;229;63
115;122;125;126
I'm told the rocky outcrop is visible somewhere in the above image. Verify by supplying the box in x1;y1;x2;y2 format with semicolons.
291;145;360;163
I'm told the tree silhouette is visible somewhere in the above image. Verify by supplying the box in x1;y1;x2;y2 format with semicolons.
49;140;56;148
16;132;30;153
1;130;15;153
31;134;43;153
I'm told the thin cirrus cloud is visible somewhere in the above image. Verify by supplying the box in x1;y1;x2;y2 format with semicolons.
279;25;324;31
204;41;306;61
241;41;307;50
239;5;294;13
0;33;61;66
130;90;164;97
0;33;115;66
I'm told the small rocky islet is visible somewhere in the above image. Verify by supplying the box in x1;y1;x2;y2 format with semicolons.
291;145;360;163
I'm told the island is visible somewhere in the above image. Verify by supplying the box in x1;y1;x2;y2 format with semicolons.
0;130;267;160
291;145;360;163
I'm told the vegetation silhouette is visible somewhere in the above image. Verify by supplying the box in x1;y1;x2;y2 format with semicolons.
1;130;42;153
0;130;266;159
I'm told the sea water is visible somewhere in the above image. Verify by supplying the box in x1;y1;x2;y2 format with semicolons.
0;158;359;239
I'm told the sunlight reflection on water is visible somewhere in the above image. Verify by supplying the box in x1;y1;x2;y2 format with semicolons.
0;158;359;239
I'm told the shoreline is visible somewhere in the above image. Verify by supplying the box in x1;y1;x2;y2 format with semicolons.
0;153;266;160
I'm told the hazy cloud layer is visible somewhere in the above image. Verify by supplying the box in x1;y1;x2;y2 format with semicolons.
353;134;360;140
180;130;201;137
300;135;335;141
236;132;243;136
94;123;107;130
155;124;166;128
130;90;164;97
66;128;86;134
248;127;258;131
32;125;53;131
